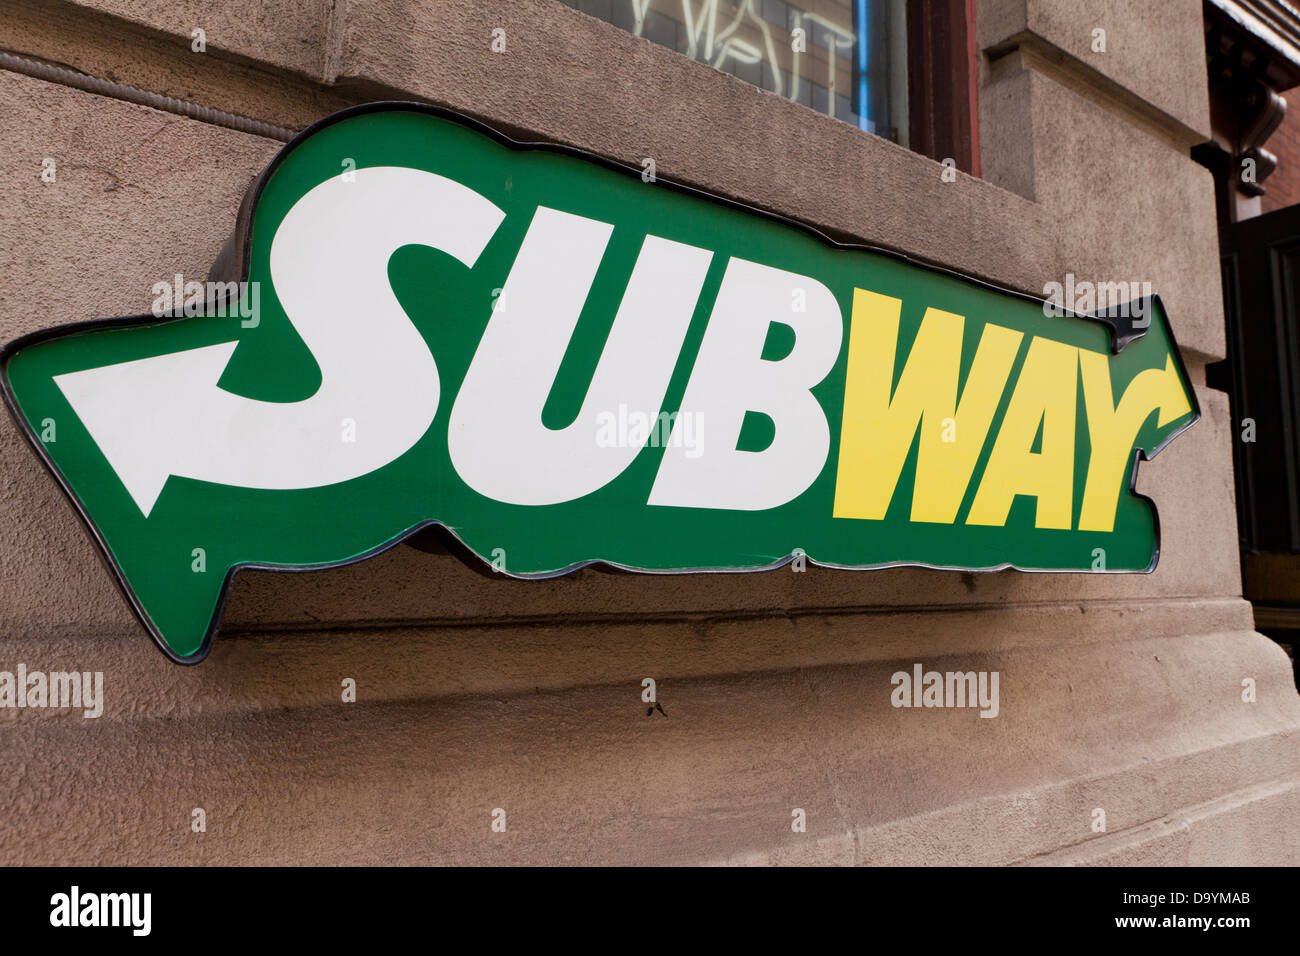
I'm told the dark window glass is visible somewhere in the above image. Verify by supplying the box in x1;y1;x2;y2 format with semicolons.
560;0;911;148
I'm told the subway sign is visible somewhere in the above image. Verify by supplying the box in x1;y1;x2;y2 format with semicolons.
0;104;1199;663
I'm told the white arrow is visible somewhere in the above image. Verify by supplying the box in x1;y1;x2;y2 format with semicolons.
54;166;505;517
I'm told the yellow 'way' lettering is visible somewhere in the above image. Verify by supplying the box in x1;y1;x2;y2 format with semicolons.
1077;352;1192;532
833;288;1023;523
831;290;1190;535
966;336;1078;530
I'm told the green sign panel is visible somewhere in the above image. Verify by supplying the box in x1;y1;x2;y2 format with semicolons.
0;104;1199;663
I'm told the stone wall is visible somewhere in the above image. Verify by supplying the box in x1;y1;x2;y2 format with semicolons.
0;0;1296;865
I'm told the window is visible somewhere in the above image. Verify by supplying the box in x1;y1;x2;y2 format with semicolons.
560;0;979;173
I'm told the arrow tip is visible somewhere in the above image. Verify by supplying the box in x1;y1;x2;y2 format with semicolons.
53;341;239;517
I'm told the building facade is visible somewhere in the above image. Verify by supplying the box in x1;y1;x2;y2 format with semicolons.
0;0;1297;865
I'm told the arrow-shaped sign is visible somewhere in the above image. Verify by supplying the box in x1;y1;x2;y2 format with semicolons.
0;104;1200;663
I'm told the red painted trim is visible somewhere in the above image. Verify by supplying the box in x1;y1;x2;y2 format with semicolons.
906;0;979;175
966;0;981;178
